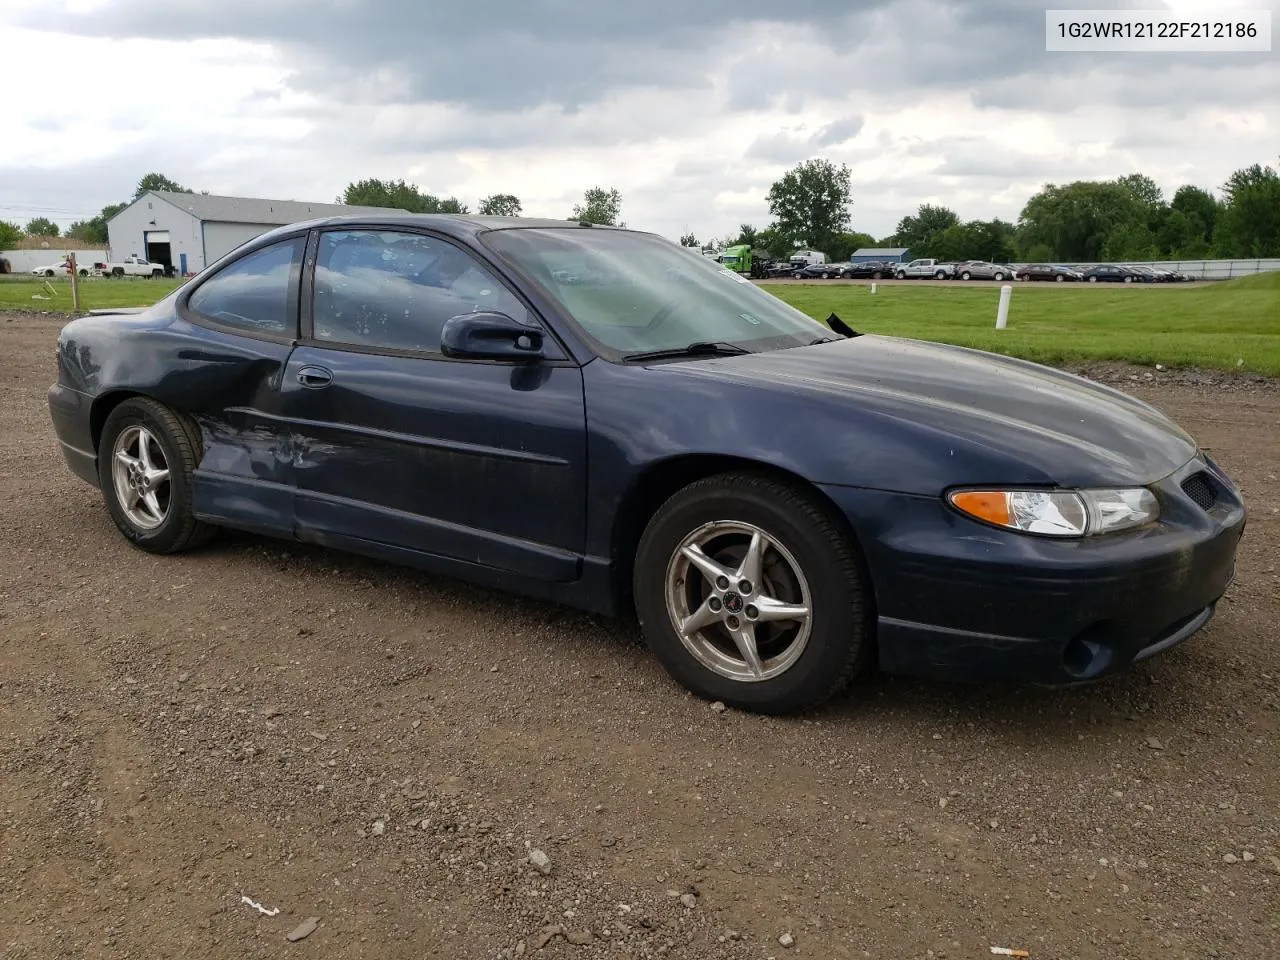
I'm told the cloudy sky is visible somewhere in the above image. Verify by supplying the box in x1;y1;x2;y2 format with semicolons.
1;0;1275;243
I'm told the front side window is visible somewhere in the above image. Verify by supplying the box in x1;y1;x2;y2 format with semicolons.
483;228;829;360
311;230;530;353
187;237;302;335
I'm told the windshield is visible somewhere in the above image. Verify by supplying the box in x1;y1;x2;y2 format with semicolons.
482;228;829;360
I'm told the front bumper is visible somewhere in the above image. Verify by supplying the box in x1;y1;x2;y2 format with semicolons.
819;454;1246;684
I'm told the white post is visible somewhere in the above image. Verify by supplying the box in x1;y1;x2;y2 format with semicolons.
995;284;1012;329
869;282;877;295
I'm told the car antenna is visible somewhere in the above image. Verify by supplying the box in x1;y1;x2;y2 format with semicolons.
826;312;861;338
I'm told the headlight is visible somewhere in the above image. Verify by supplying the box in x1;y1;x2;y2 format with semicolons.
948;488;1159;537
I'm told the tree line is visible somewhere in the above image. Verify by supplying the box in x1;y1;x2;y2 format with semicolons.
693;156;1280;264
6;159;1276;264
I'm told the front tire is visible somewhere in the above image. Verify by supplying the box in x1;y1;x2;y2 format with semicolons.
896;271;907;280
634;472;871;714
97;397;215;554
1088;275;1098;282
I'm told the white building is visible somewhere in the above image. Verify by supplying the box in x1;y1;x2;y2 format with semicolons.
106;191;404;275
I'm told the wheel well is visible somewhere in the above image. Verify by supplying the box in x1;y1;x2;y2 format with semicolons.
608;454;873;621
89;390;143;453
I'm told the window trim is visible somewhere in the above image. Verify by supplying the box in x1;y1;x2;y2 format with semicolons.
299;225;571;365
178;231;307;344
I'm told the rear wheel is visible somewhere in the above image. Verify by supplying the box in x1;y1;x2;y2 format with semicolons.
634;473;871;714
44;269;54;277
993;271;1005;281
1056;274;1065;282
1088;275;1098;282
960;271;972;280
1124;276;1133;283
934;270;947;279
97;397;215;554
871;271;882;280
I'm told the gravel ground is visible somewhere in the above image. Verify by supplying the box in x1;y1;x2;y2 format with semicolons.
2;311;1277;959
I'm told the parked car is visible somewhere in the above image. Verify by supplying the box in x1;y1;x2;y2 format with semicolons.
1082;264;1146;283
30;257;103;278
47;215;1246;714
1016;263;1083;282
894;258;954;279
954;260;1016;281
765;261;796;278
793;262;846;279
840;260;894;279
1125;265;1168;283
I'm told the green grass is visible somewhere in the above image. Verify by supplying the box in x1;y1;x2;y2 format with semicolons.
0;275;182;310
767;272;1280;375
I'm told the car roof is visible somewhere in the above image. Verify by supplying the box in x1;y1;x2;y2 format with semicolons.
268;213;625;238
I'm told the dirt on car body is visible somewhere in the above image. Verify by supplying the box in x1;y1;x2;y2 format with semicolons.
2;311;1277;959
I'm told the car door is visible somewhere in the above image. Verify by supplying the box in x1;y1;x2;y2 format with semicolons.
280;227;587;583
179;233;306;538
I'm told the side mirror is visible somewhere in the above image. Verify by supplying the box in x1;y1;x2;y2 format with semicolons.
439;311;545;360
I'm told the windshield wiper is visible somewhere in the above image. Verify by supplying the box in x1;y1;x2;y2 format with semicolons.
620;341;751;363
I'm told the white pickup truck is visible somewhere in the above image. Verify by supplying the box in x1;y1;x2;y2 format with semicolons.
894;258;954;280
101;255;167;278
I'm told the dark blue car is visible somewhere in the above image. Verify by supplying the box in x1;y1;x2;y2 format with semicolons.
47;215;1246;713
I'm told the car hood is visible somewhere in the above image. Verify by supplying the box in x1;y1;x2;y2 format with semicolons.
672;335;1197;487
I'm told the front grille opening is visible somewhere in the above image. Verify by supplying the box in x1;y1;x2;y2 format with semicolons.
1181;471;1217;511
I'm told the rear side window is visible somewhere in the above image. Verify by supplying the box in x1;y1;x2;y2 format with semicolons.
311;230;531;354
187;237;303;336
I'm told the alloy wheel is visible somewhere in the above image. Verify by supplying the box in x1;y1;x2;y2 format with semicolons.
111;425;171;530
664;520;812;682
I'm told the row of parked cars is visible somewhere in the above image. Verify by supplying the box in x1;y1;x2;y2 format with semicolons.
775;258;1194;283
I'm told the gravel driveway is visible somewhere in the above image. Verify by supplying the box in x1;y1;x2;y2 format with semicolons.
2;312;1277;959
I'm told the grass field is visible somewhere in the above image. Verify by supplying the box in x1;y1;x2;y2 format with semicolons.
2;271;1276;375
0;275;182;311
770;272;1280;375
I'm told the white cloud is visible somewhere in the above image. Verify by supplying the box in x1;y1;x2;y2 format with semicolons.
0;0;1276;242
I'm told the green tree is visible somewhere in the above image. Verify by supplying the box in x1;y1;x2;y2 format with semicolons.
0;220;23;248
734;224;759;247
478;193;522;217
571;187;622;225
1215;161;1280;257
1101;221;1157;260
679;232;699;247
342;177;467;214
827;231;877;263
135;172;189;198
1169;185;1220;245
753;225;796;259
892;204;960;257
766;158;853;254
1156;209;1210;258
1016;181;1144;261
25;217;59;237
66;202;126;246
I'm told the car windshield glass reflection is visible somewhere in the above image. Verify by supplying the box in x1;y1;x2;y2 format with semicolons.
484;228;828;360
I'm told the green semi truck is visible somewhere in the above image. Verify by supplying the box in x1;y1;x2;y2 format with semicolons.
717;244;772;279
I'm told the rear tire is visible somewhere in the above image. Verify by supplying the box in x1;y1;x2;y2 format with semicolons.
960;271;972;280
1056;274;1065;282
97;397;216;554
1088;275;1098;282
634;472;871;715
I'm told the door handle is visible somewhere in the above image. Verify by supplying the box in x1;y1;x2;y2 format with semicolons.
297;365;333;388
